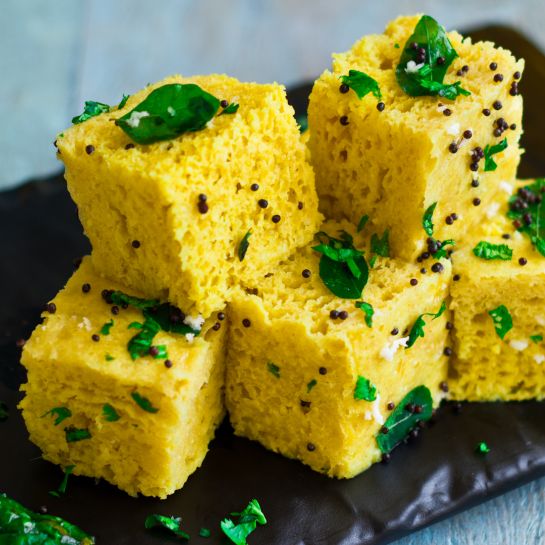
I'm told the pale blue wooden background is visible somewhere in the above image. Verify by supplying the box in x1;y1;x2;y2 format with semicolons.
2;0;544;543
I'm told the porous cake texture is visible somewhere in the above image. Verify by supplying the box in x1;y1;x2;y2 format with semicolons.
225;220;451;478
450;180;545;401
308;15;523;262
20;257;227;498
57;74;321;318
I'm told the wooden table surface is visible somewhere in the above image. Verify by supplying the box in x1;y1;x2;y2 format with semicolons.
2;1;544;543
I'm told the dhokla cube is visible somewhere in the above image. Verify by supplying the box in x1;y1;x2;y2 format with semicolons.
449;179;545;401
225;219;451;478
20;257;227;498
57;74;321;318
308;14;524;262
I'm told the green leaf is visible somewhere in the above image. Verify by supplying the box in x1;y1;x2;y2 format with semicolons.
483;138;508;172
144;514;189;539
220;102;239;115
396;15;469;100
72;101;110;124
406;301;447;348
472;241;513;260
127;317;161;360
102;403;120;422
295;113;308;133
267;362;280;378
118;94;130;109
355;301;374;327
0;402;8;422
100;319;114;335
357;214;369;232
117;83;221;144
488;305;513;339
370;230;390;258
339;70;382;100
131;391;159;413
221;499;267;545
432;238;456;259
0;493;95;544
476;441;490;455
238;230;252;262
65;426;92;443
306;379;317;393
376;385;433;453
200;527;211;538
105;353;115;361
42;406;72;426
422;202;437;236
49;465;75;498
530;334;543;344
354;375;377;401
110;291;160;310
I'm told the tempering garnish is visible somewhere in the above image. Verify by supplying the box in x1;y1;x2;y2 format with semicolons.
100;319;114;335
476;441;490;455
296;113;308;133
483;138;508;172
422;202;437;236
267;362;280;378
131;392;159;413
72;101;110;124
118;94;130;109
472;241;513;260
357;214;369;232
370;230;390;263
220;102;239;115
238;230;252;262
102;403;120;422
313;231;369;299
376;385;433;454
396;15;470;100
406;301;447;348
42;406;72;426
144;514;190;539
221;499;267;545
306;379;317;393
530;334;543;344
339;70;382;100
109;291;159;310
488;305;513;339
105;353;115;361
49;465;75;498
354;375;377;401
355;301;374;327
65;426;92;443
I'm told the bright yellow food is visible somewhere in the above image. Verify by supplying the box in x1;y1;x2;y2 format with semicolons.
20;257;227;498
57;74;322;318
308;15;523;261
225;219;451;478
450;180;545;401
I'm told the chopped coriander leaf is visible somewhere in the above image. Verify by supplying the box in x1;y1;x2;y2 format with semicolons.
117;83;223;144
530;334;543;344
396;15;469;100
472;241;512;260
370;230;390;258
238;230;252;262
355;301;374;327
483;138;508;172
110;291;159;310
131;392;159;413
118;94;130;109
220;102;239;115
144;514;189;539
100;319;114;335
376;385;433;453
72;100;110;124
306;379;317;393
42;406;72;426
65;426;92;443
354;375;377;401
0;402;8;422
357;214;369;232
406;301;447;348
221;499;267;545
105;353;115;361
295;113;308;133
432;238;455;259
267;362;280;378
102;403;120;422
128;317;161;360
423;202;437;236
0;493;95;544
199;527;211;538
394;43;400;48
49;465;75;498
488;305;513;339
476;441;490;455
339;70;382;100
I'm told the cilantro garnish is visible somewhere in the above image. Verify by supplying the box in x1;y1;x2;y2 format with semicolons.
100;319;114;335
355;301;374;327
49;465;75;498
118;94;130;109
339;70;382;100
357;214;369;232
110;291;159;309
507;178;545;257
488;305;513;339
0;402;8;423
131;392;159;413
72;101;110;124
144;514;189;539
354;375;377;401
313;231;369;299
127;318;161;360
431;239;455;259
116;83;232;144
306;379;317;393
406;301;447;348
472;241;512;261
0;493;95;544
376;385;433;454
220;102;239;115
102;403;120;422
42;406;72;426
221;499;267;545
295;113;308;133
396;15;470;100
200;527;211;538
476;441;490;455
370;230;390;258
105;353;115;361
65;427;92;443
267;362;280;378
483;138;508;172
531;334;543;344
238;230;252;262
422;202;437;236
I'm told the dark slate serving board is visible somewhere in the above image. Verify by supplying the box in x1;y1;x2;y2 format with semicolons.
1;25;544;545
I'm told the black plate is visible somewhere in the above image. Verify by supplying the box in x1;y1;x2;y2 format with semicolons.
1;25;545;545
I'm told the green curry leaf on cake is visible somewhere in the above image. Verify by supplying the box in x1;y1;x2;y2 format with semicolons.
339;70;382;100
483;138;508;172
221;499;267;545
354;375;377;401
488;304;513;339
396;15;470;100
472;241;513;260
144;514;190;539
406;301;447;348
72;101;110;124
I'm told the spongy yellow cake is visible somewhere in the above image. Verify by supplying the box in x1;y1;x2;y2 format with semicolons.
57;74;322;318
308;14;523;262
449;179;545;401
20;257;227;498
225;219;451;478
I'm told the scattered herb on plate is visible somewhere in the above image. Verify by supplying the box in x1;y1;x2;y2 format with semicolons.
221;499;267;545
144;514;189;539
199;527;211;538
406;301;447;348
339;70;382;100
472;241;513;260
354;375;377;401
488;305;513;339
476;441;490;455
49;465;75;498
